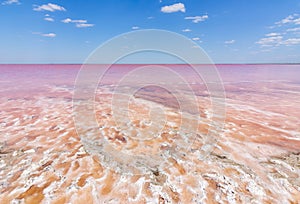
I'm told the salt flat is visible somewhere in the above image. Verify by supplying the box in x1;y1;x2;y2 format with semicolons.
0;64;300;203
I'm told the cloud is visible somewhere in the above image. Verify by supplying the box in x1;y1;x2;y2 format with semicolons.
147;16;154;19
132;26;139;30
185;15;208;23
192;37;200;41
61;18;72;23
72;20;88;23
44;17;54;22
76;23;94;28
61;18;94;28
161;3;185;13
2;0;20;5
225;40;235;44
275;14;300;27
295;19;300;25
276;15;295;25
265;32;281;37
257;14;300;48
33;3;66;12
280;38;300;45
41;33;56;38
256;35;283;47
256;35;300;46
287;27;300;32
182;28;191;32
61;18;88;24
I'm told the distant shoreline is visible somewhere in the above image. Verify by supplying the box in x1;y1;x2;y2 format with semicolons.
0;63;300;65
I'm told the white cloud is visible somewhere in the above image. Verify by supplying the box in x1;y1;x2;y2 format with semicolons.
61;18;72;23
265;32;281;37
62;18;94;28
132;26;139;30
256;36;300;46
295;18;300;25
161;3;185;13
275;14;300;26
256;36;283;47
281;38;300;45
257;14;300;48
44;17;54;22
2;0;20;5
147;16;154;19
185;15;208;23
182;28;191;32
225;40;235;44
287;27;300;32
276;15;294;25
76;23;94;28
72;20;88;23
33;3;66;12
41;33;56;38
192;37;200;41
62;18;88;24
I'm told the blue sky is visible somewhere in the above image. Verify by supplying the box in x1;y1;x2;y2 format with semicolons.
1;0;300;63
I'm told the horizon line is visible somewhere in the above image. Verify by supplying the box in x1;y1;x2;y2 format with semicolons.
1;63;300;65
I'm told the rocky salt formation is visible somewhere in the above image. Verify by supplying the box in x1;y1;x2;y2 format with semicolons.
0;65;300;203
